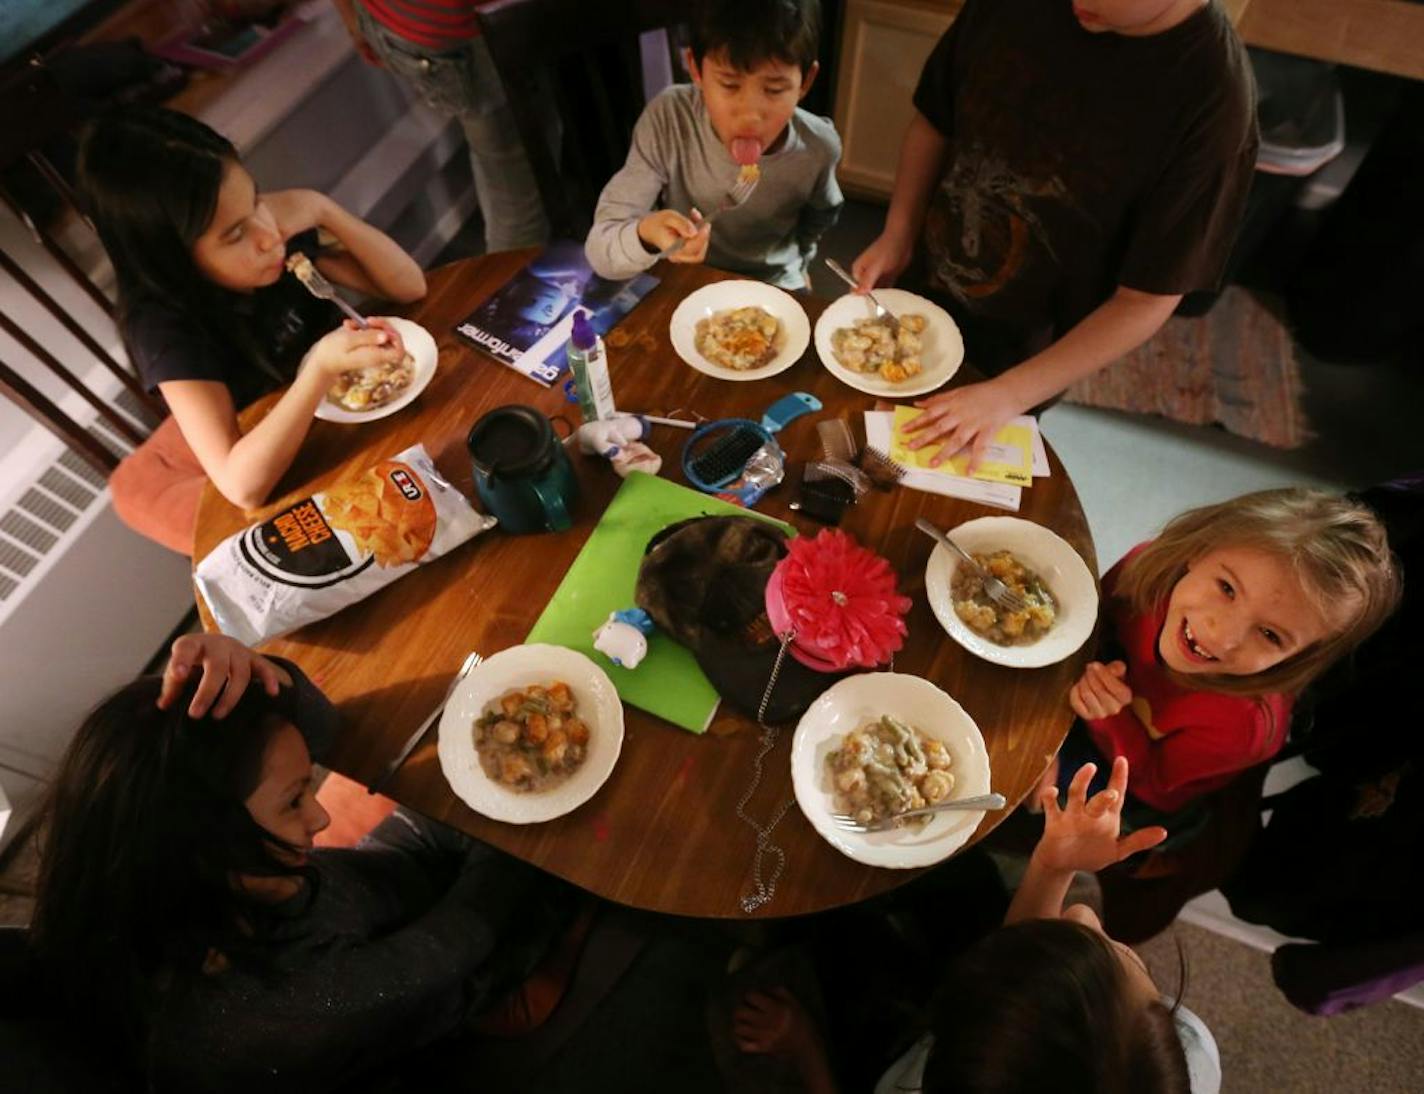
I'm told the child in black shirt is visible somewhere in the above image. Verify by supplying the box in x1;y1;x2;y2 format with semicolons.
79;107;426;552
853;0;1256;469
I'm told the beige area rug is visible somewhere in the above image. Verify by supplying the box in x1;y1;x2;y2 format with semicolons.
1063;287;1309;448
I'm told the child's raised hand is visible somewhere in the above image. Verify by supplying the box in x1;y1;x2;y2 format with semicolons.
1035;757;1167;873
637;210;710;263
1068;660;1133;721
158;634;292;719
306;320;405;380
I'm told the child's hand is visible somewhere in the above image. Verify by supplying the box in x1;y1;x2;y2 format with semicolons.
637;210;709;263
1023;753;1060;814
733;987;821;1061
1035;757;1167;873
1068;660;1133;721
364;316;406;359
851;227;915;290
902;377;1025;473
262;188;330;240
158;634;292;719
306;320;405;380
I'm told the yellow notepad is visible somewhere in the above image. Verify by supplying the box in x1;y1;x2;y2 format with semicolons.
889;406;1034;487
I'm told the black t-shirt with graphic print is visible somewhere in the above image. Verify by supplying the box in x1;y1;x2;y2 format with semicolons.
126;230;341;411
911;0;1257;372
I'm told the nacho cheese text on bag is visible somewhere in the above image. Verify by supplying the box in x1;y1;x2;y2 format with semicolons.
196;444;495;644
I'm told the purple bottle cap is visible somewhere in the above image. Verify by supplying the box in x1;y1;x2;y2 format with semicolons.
570;308;596;350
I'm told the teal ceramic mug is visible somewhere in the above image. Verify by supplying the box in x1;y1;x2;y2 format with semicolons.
467;405;578;533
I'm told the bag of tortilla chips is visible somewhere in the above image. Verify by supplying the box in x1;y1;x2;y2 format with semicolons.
196;444;495;644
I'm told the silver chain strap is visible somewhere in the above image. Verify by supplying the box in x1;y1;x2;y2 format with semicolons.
736;630;798;913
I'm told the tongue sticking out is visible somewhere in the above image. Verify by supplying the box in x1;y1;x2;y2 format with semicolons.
731;138;762;166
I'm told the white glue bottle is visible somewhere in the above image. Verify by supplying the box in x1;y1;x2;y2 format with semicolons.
568;309;616;423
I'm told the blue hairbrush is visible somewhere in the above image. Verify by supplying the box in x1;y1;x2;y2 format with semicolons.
682;419;778;490
681;393;822;505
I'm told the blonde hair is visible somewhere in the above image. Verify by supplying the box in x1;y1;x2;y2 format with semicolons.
1116;488;1401;698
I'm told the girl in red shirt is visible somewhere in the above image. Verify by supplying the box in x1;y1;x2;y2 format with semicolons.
1062;488;1399;816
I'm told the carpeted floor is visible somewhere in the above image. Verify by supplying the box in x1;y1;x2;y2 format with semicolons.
1063;287;1310;449
1138;922;1424;1094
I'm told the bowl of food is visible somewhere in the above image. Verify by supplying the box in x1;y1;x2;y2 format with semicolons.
314;316;439;423
437;644;624;823
924;516;1098;669
791;672;992;869
668;279;810;381
813;288;962;397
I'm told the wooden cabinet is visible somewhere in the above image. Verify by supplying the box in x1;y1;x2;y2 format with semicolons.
832;0;960;201
1232;0;1424;81
832;0;1424;202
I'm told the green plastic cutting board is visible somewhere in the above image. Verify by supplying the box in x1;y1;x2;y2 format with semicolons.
525;471;790;733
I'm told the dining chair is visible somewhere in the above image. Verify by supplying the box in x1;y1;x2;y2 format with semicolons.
476;0;690;240
0;61;116;321
0;59;163;477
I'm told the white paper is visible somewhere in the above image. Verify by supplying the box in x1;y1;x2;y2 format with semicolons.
864;412;1022;512
1015;415;1050;477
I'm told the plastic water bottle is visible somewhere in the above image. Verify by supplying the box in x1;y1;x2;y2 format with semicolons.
568;309;616;423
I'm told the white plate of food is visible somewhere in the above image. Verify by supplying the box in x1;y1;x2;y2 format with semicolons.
668;280;810;381
924;516;1098;669
813;289;963;397
437;644;625;824
313;316;439;423
791;672;992;869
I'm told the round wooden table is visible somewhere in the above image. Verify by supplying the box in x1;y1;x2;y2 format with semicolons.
195;252;1098;919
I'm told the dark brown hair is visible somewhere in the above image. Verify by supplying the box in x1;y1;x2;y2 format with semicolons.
76;106;279;376
921;919;1190;1094
29;674;307;1063
689;0;821;76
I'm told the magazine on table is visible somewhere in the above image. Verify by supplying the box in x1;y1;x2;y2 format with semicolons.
454;240;660;386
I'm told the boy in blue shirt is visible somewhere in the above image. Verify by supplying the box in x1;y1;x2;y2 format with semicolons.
585;0;843;290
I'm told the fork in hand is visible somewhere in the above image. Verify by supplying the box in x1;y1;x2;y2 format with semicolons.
915;518;1029;614
287;255;371;330
654;170;760;261
832;792;1008;833
823;257;902;341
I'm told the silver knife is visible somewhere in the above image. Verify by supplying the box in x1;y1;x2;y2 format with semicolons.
367;651;481;795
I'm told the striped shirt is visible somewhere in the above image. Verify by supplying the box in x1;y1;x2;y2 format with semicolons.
359;0;492;49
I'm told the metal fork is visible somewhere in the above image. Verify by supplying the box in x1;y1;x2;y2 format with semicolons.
367;651;483;795
654;171;760;260
823;258;901;340
288;256;370;329
915;518;1029;613
832;792;1007;833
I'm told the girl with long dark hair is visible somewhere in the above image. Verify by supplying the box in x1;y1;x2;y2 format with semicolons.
30;634;545;1091
78;107;427;552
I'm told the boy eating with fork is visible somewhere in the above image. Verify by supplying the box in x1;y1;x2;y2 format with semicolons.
584;0;843;290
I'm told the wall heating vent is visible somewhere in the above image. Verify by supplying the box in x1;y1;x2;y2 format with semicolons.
0;389;150;605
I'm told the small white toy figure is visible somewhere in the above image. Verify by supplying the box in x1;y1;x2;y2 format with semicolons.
575;415;662;477
592;608;655;669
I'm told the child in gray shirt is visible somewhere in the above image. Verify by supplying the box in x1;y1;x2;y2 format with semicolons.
585;0;843;291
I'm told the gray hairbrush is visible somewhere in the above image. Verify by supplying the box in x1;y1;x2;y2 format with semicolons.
804;459;871;496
